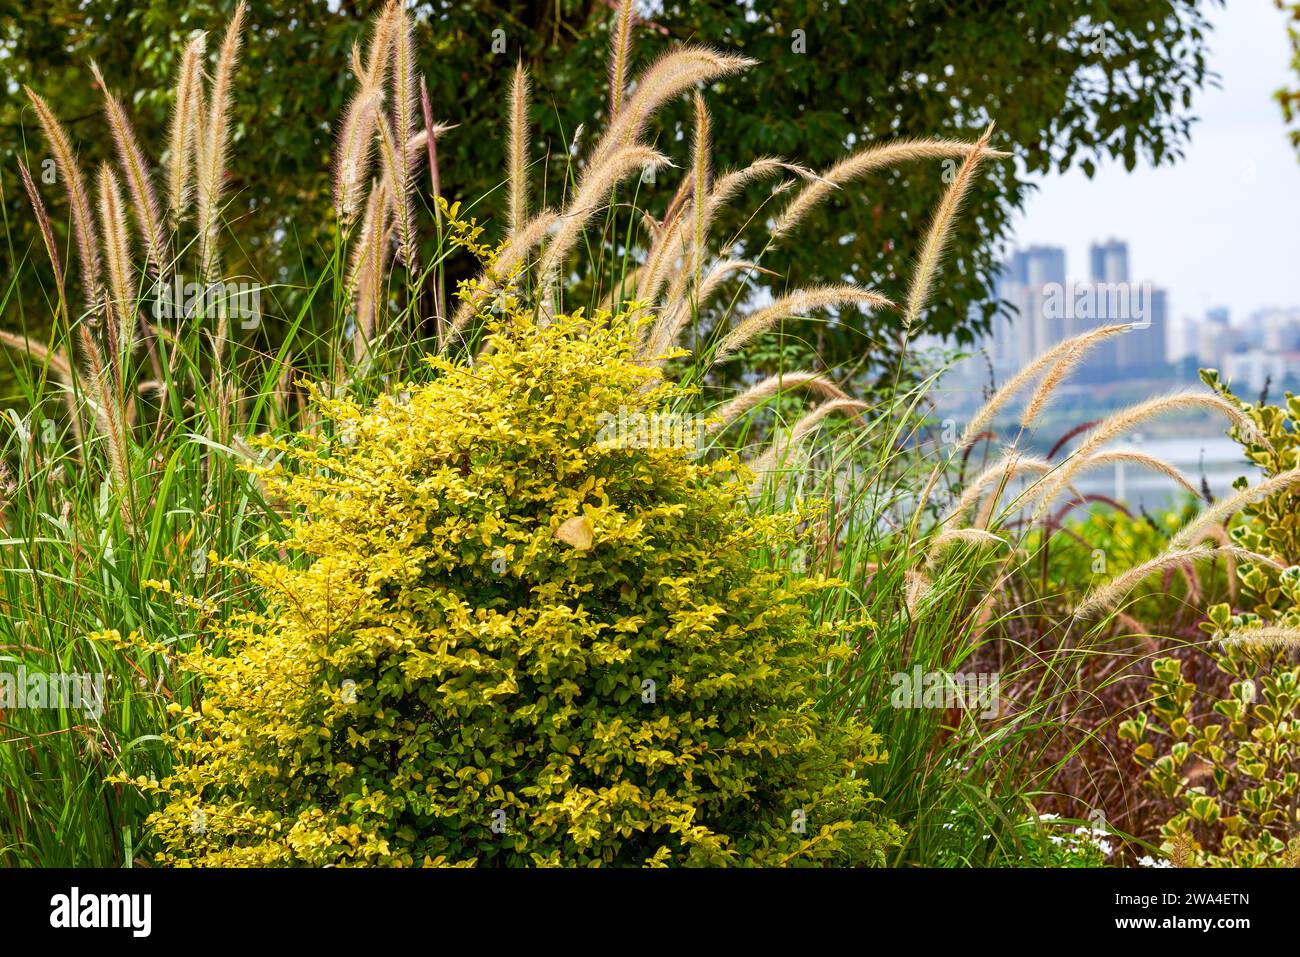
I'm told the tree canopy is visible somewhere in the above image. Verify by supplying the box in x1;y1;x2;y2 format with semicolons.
1;0;1223;373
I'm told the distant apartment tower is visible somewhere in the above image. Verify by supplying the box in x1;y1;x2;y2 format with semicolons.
994;246;1066;370
1089;238;1129;284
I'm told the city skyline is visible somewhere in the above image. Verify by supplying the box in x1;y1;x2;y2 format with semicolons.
1011;1;1300;325
982;237;1300;393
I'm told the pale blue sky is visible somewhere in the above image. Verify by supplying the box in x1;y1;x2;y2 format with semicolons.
1012;1;1299;326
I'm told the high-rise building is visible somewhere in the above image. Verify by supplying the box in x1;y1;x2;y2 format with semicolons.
1089;238;1129;284
1120;286;1168;369
989;240;1169;379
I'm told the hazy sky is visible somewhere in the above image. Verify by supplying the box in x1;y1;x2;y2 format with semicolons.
1012;1;1300;326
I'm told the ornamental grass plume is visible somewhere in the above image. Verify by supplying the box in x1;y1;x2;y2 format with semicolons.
1074;546;1283;621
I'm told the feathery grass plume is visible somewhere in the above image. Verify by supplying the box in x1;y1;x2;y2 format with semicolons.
635;160;810;313
709;158;819;219
695;258;773;304
773;137;1009;239
689;91;712;292
75;325;133;525
748;397;870;477
635;202;694;310
640;257;771;342
334;87;384;228
1068;450;1202;500
589;47;755;169
197;0;246;286
711;285;892;361
375;114;403;216
0;331;75;384
943;452;1052;525
420;75;447;340
97;164;137;374
1021;343;1086;428
1074;545;1284;620
167;32;207;229
709;371;849;434
925;528;1005;568
90;61;168;278
538;146;671;299
958;324;1131;455
904;569;931;618
17;158;71;325
449;210;560;337
644;257;764;351
1035;392;1258;526
388;1;419;268
1170;466;1300;549
649;91;714;345
608;0;636;119
24;86;105;321
903;124;995;331
362;1;398;89
349;181;391;363
1220;626;1300;650
507;63;531;236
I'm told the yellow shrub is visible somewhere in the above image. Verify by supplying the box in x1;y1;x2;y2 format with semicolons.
139;308;900;866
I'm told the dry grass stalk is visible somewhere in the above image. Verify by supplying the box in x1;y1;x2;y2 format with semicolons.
589;47;755;169
349;181;392;363
1221;627;1300;650
24;86;105;322
944;453;1052;526
90;61;168;277
1170;466;1300;549
97;164;137;375
712;285;891;361
903;123;994;330
1036;393;1258;526
388;1;419;268
1070;450;1202;500
197;0;246;286
709;372;849;434
76;325;132;525
748;398;870;476
904;569;931;617
539;146;670;300
335;88;384;229
958;323;1130;454
1074;545;1283;620
362;1;398;89
508;63;531;237
925;528;1005;568
689;92;711;296
608;0;636;119
634;161;809;317
17;159;71;325
773;138;1008;239
167;32;207;229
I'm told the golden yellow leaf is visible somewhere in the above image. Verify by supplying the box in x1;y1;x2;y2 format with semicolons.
555;515;594;550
